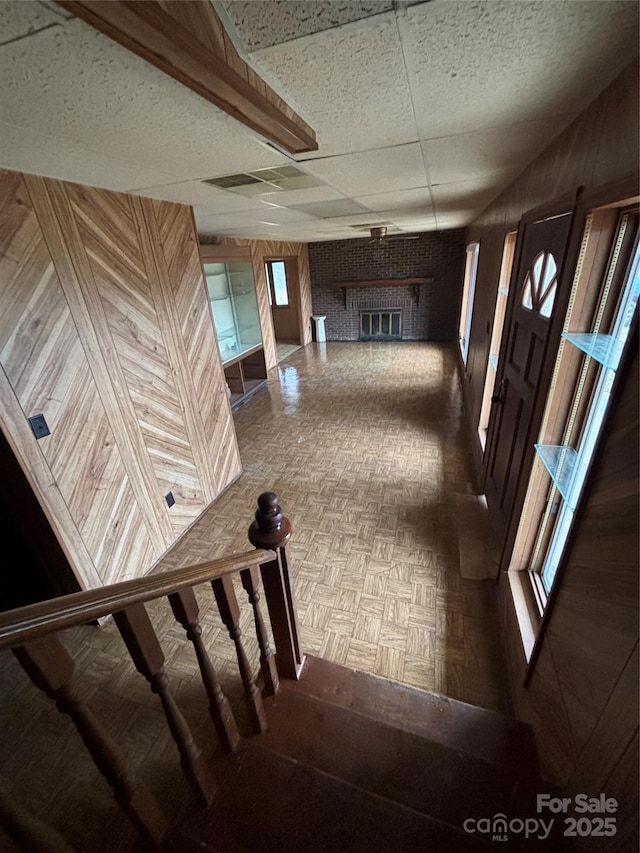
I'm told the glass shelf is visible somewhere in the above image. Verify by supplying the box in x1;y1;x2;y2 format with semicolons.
562;333;624;371
488;353;499;371
534;444;579;509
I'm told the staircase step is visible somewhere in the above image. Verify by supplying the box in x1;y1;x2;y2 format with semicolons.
168;745;496;853
289;654;541;780
258;686;532;830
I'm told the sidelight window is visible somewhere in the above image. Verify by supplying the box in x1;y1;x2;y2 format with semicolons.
532;227;638;601
478;232;516;450
459;242;479;365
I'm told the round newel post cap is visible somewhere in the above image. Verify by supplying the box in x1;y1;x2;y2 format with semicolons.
248;491;292;550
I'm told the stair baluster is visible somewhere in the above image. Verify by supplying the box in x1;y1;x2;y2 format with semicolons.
249;492;304;679
211;575;268;733
241;565;279;696
169;587;241;753
113;603;216;808
12;636;167;846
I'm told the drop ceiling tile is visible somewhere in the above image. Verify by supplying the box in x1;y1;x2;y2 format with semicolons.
318;213;390;228
421;117;572;186
430;181;501;215
0;1;63;45
257;185;347;206
404;1;640;139
132;180;270;212
434;214;475;229
301;144;427;198
222;1;394;51
0;16;290;183
354;187;432;213
0;122;178;192
252;14;418;158
251;206;318;225
194;210;273;231
287;198;373;218
378;209;437;226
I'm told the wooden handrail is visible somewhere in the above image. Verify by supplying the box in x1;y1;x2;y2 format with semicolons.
0;548;274;650
1;492;304;850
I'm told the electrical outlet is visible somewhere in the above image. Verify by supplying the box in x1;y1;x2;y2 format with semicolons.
29;414;51;440
165;491;175;508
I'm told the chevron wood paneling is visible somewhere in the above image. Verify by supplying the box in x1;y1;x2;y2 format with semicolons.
0;169;240;589
150;200;240;499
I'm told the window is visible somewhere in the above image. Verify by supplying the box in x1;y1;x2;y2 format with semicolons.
459;243;479;365
533;228;638;601
265;260;289;306
508;205;639;658
478;232;516;450
521;250;558;318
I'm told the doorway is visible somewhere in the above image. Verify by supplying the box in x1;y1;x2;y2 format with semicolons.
0;428;80;609
265;257;303;361
483;211;573;547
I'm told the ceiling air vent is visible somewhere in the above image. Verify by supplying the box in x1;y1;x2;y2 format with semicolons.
204;173;263;189
203;165;323;196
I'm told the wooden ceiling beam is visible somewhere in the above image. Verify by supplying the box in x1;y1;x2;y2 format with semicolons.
55;1;318;155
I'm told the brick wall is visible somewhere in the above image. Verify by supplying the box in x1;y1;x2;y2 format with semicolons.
308;230;466;341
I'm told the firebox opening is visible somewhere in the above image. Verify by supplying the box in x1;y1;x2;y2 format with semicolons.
360;309;402;341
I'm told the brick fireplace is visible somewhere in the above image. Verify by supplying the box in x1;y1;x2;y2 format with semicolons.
308;230;466;342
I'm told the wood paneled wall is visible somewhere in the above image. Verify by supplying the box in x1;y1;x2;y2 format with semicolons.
500;340;638;850
0;170;241;591
213;237;313;370
460;59;639;849
464;59;639;451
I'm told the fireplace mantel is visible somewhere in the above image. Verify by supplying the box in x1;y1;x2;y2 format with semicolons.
330;277;433;308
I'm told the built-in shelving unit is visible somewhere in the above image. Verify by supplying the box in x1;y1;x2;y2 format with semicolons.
201;247;268;411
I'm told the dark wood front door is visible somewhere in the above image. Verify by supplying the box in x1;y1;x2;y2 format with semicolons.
484;212;573;550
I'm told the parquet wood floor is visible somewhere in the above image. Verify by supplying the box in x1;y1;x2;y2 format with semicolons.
0;342;512;852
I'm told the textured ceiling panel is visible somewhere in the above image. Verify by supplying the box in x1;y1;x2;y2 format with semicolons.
287;198;373;218
301;144;427;197
420;117;572;186
0;121;178;192
355;187;432;213
251;14;418;159
128;180;271;213
0;16;289;184
405;0;640;138
316;212;390;227
0;0;63;45
254;185;348;206
0;0;637;242
379;210;437;228
430;180;503;219
220;0;395;50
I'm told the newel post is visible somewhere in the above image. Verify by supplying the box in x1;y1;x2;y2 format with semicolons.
248;493;304;680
